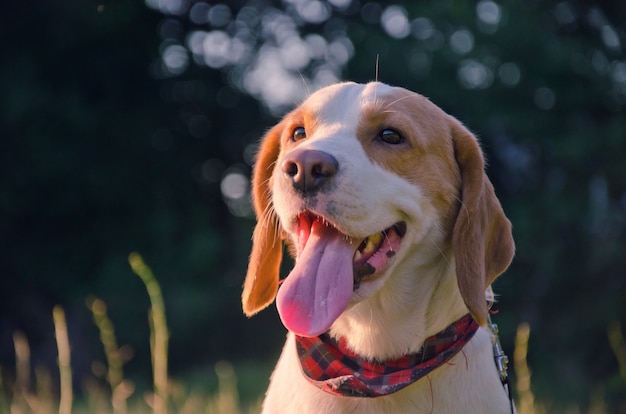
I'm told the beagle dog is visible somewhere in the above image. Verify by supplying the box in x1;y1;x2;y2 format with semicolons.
242;82;515;413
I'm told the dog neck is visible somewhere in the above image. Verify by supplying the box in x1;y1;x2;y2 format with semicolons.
330;254;469;361
296;313;479;397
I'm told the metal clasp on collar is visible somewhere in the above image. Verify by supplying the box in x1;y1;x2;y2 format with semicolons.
486;287;515;413
488;314;510;382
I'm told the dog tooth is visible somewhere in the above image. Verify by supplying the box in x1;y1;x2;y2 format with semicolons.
363;233;381;255
369;232;383;246
363;240;373;254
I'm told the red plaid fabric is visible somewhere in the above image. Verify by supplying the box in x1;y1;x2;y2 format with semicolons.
296;314;479;397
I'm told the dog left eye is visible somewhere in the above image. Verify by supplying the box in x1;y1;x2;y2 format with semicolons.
379;129;404;145
292;127;307;141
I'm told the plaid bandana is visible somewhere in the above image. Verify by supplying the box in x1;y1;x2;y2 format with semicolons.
295;314;479;398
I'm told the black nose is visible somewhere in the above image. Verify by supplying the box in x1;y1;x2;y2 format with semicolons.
281;149;338;195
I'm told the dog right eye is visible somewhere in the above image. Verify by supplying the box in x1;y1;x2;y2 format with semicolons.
292;127;307;141
379;129;404;145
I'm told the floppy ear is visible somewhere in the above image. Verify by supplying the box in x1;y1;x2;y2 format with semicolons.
451;119;514;326
242;123;284;317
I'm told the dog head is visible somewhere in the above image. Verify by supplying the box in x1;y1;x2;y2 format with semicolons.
242;82;514;338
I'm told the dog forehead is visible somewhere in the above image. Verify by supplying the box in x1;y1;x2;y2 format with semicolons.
302;82;397;125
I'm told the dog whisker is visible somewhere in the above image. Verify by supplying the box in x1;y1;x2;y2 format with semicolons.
382;93;417;110
424;224;451;268
378;231;394;255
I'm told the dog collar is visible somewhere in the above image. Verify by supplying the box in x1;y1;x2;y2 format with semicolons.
295;314;479;398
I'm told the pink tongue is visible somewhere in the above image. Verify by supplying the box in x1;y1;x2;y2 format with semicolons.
276;219;354;337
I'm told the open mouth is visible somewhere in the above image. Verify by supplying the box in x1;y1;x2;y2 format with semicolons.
276;211;406;337
295;211;406;290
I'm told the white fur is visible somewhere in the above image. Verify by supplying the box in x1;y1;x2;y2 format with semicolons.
259;82;513;413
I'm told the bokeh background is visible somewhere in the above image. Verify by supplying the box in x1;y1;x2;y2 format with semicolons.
2;0;625;412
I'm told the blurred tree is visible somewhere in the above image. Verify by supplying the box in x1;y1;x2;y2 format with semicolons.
0;0;280;389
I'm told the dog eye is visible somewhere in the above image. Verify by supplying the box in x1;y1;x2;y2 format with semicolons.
292;127;307;141
379;129;404;145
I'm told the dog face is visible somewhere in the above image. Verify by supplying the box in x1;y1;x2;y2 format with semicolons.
242;82;514;338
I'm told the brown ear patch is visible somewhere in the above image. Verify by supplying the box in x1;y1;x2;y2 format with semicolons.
241;123;285;316
242;216;282;316
451;119;515;325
